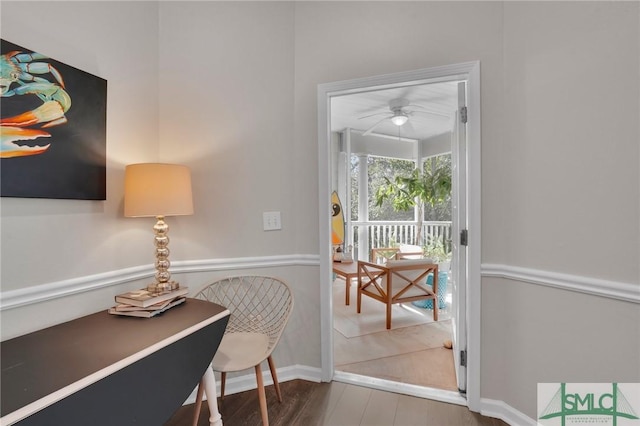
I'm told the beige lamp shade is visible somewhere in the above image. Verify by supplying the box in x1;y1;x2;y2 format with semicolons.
124;163;194;217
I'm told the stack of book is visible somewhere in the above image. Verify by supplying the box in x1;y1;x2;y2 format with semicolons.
108;287;189;318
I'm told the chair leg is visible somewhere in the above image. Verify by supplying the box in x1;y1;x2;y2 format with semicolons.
255;364;269;426
347;278;352;305
191;378;205;426
267;355;282;403
220;371;226;400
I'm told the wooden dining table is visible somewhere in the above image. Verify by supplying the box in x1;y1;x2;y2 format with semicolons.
332;261;358;305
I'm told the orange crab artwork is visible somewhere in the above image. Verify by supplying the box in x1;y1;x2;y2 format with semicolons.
0;49;71;158
1;39;107;200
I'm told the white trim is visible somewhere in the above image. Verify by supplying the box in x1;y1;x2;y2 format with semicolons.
482;264;640;304
182;364;323;404
317;61;483;410
466;60;482;412
0;265;151;311
334;371;467;406
2;256;635;312
0;255;320;311
1;310;230;426
318;61;477;96
318;82;334;383
177;254;320;273
480;398;537;426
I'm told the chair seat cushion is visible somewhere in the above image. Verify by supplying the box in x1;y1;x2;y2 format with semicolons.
382;258;437;296
399;244;422;252
398;244;423;259
212;332;270;372
385;258;434;267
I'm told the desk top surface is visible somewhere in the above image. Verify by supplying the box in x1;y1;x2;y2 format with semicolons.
1;298;228;417
332;261;358;275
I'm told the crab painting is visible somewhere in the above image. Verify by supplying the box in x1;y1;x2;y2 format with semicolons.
0;49;72;158
1;39;107;200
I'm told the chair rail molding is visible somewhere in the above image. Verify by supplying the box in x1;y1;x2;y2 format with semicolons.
482;263;639;304
0;254;320;311
4;258;634;311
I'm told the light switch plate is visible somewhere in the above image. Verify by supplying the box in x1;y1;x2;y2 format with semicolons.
263;211;281;231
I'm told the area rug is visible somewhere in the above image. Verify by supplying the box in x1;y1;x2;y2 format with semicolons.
332;279;451;338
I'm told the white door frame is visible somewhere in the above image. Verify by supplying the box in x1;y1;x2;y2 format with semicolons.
317;61;481;411
452;81;469;393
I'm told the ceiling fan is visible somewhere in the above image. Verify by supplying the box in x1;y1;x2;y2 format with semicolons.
359;98;449;136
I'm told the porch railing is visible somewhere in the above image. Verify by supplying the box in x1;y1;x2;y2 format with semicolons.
350;221;452;261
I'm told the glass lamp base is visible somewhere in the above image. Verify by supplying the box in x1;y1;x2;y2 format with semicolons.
147;281;180;293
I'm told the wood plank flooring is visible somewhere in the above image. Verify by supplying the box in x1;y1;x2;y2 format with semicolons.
165;380;508;426
337;346;458;391
333;278;457;391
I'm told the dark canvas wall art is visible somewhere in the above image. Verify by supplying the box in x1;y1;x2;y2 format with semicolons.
0;39;107;200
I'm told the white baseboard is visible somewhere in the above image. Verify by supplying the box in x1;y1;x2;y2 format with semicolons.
182;364;323;404
481;398;537;426
333;371;467;406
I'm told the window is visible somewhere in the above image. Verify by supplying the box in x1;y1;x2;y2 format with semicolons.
361;155;415;221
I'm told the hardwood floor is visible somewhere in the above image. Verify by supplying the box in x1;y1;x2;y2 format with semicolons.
165;380;508;426
166;281;478;425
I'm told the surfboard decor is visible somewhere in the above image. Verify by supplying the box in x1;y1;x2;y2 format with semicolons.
331;191;345;247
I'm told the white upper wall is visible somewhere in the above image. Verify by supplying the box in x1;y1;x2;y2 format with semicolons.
0;1;160;292
3;1;635;292
157;1;296;260
498;1;639;283
292;0;507;256
483;2;639;415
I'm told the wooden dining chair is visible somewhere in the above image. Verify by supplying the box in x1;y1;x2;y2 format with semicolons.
370;245;424;264
357;258;438;329
370;247;400;264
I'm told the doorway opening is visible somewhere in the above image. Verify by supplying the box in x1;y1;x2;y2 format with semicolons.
318;62;481;410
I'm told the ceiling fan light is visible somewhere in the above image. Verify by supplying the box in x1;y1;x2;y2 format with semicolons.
391;114;408;126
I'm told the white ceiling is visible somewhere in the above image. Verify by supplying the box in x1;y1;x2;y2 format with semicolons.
330;80;460;141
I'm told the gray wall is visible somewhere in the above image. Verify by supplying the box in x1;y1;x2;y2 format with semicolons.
1;1;161;327
1;1;638;421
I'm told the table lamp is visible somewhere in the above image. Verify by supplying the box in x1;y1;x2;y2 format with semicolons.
124;163;194;293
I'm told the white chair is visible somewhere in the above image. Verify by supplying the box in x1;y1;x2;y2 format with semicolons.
192;276;294;426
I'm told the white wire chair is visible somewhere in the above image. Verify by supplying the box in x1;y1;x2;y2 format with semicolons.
191;276;294;426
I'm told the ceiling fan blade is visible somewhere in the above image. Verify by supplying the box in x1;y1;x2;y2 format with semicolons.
362;116;390;136
358;111;387;120
407;106;450;119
